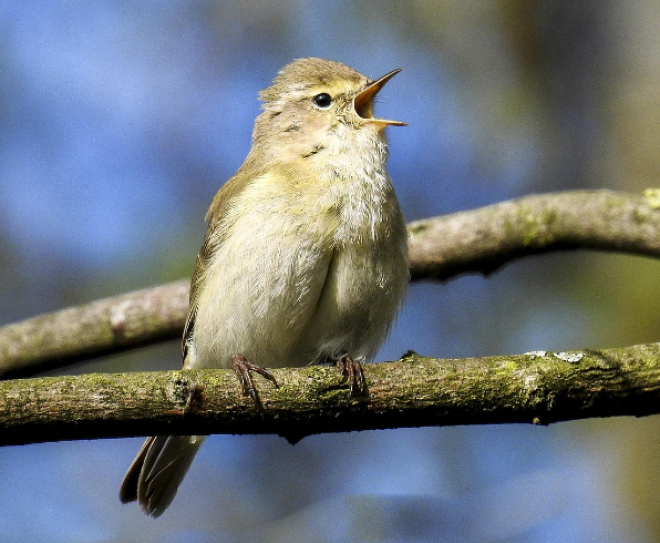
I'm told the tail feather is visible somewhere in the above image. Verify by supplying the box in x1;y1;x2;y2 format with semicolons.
120;435;206;517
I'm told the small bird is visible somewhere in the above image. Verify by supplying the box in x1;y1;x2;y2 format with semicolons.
119;57;409;517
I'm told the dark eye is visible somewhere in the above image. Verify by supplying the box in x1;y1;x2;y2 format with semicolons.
312;93;333;109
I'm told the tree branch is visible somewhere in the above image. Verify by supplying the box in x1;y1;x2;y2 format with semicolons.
0;281;190;377
408;188;660;280
1;343;659;447
2;189;660;377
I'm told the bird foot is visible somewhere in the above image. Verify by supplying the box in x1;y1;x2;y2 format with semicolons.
232;354;278;408
337;355;367;398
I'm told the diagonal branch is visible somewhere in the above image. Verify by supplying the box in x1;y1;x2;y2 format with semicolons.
0;281;190;377
2;189;660;377
1;343;659;447
408;188;660;280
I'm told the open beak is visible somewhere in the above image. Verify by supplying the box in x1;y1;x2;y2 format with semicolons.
354;68;407;128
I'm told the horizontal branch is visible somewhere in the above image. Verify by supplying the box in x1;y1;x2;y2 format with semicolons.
2;342;660;447
2;189;660;377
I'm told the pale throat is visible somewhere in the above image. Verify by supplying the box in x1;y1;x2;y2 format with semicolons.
310;122;393;243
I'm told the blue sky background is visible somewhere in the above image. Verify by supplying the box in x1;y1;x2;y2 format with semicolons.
2;2;660;542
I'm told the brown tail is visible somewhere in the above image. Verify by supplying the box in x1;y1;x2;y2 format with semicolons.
120;435;206;517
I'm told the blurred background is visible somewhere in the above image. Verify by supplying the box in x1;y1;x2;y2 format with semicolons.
1;1;660;541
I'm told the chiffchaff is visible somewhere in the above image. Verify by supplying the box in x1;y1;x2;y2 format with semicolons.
120;57;409;517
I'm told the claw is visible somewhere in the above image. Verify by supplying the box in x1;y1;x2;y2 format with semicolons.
232;354;278;409
337;355;367;397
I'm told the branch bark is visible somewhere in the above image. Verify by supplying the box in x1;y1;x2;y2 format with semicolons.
2;189;660;377
0;281;190;377
1;343;659;447
408;188;660;280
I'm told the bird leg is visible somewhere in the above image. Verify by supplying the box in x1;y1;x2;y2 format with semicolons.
337;355;367;397
232;354;278;408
